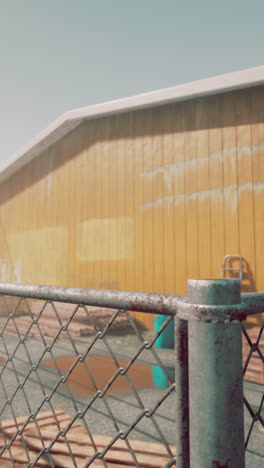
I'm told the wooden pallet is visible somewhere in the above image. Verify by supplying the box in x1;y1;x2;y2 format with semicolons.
0;409;176;467
3;302;130;342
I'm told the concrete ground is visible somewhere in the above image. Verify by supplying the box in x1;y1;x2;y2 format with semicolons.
0;328;263;467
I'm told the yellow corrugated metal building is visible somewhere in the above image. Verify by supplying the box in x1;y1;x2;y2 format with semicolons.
0;67;263;329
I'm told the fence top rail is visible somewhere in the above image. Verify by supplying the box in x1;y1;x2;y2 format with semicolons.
0;282;183;315
0;282;262;318
241;292;264;316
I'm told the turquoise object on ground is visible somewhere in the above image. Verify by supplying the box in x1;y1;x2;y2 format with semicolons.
154;314;175;349
153;315;175;387
152;365;175;388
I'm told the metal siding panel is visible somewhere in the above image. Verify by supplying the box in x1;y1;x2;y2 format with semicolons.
77;125;89;289
107;117;118;287
162;106;175;294
142;109;154;294
87;122;97;288
131;111;150;328
116;115;126;290
68;133;80;288
208;95;225;278
184;101;199;280
1;175;15;282
222;93;239;258
125;113;135;292
173;103;187;295
99;118;111;289
195;99;211;279
133;111;144;292
20;162;33;283
235;91;256;293
152;108;164;293
251;87;264;293
93;120;102;288
252;87;264;184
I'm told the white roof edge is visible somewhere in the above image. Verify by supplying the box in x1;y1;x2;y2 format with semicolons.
1;65;264;183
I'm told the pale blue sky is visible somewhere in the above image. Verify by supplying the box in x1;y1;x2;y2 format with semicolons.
0;0;263;163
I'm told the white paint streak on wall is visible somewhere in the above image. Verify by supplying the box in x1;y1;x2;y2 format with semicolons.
186;192;198;203
1;262;8;282
140;142;264;195
163;167;174;193
141;165;175;193
142;182;263;215
159;195;174;215
0;258;14;282
237;145;251;160
237;183;252;195
223;148;237;175
210;188;224;208
142;199;164;210
142;196;174;212
253;181;264;192
141;185;238;214
223;185;238;216
174;194;185;207
14;258;22;283
195;190;210;202
253;142;264;152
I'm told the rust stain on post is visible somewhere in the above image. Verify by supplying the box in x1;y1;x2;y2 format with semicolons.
212;461;229;468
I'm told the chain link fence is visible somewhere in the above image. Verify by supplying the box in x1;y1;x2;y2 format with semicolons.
0;283;180;467
242;321;264;456
0;281;263;467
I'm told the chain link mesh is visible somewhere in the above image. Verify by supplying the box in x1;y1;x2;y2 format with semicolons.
0;285;263;467
242;321;264;456
0;291;177;467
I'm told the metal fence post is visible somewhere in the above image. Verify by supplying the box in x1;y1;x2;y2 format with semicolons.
177;279;245;468
175;316;189;468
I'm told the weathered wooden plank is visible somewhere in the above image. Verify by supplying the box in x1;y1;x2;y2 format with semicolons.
45;452;126;468
28;427;176;457
1;408;176;467
1;408;65;429
26;425;176;457
24;429;172;467
0;445;49;467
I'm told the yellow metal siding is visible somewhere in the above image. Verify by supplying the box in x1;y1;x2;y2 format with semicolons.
173;102;186;294
0;86;263;329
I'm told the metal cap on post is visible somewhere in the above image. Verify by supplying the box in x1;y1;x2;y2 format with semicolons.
177;279;245;468
188;279;241;306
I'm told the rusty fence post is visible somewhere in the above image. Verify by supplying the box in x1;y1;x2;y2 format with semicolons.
175;316;189;468
177;279;246;468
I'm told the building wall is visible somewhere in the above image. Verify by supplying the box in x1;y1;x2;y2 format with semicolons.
0;85;263;328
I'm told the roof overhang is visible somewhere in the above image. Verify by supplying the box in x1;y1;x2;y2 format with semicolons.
0;65;263;183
